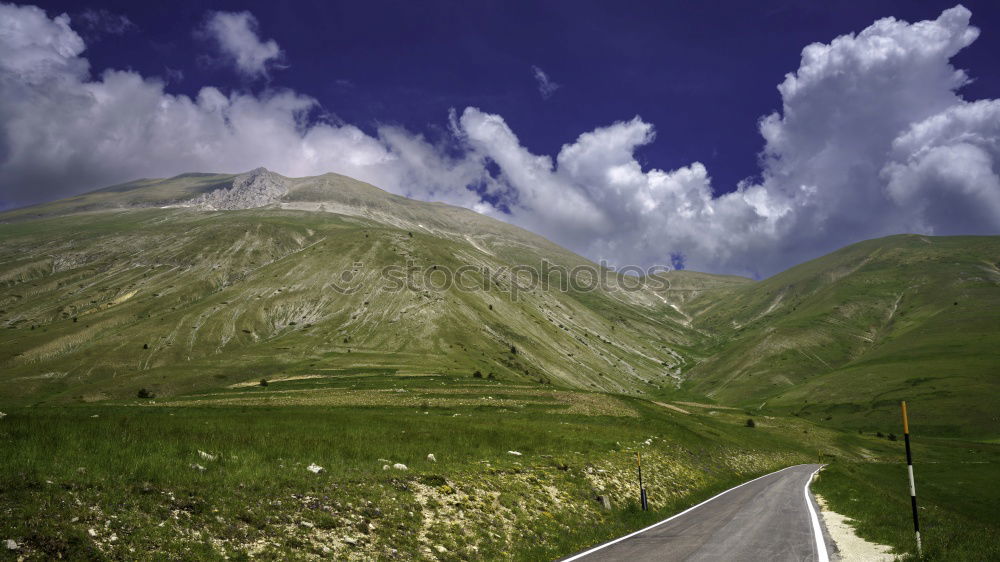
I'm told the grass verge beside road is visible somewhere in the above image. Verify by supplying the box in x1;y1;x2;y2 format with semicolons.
812;437;1000;561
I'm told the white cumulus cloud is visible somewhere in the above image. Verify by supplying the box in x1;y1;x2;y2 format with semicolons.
202;11;282;78
531;65;560;99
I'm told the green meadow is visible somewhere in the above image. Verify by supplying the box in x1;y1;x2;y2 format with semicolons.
814;435;1000;561
2;373;838;560
1;172;997;559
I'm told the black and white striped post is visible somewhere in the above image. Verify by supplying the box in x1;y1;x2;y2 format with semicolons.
901;401;922;557
636;451;648;511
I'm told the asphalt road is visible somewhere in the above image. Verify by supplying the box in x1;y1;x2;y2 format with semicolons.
562;464;832;562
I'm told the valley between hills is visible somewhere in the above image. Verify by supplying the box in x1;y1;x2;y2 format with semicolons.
1;168;997;560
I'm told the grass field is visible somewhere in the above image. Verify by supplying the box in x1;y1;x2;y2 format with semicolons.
1;372;856;560
813;435;1000;561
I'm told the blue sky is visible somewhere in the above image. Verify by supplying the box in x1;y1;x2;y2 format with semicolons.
31;0;1000;193
2;1;1000;275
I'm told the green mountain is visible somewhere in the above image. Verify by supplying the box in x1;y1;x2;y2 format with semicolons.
679;234;1000;437
0;169;697;405
2;169;997;436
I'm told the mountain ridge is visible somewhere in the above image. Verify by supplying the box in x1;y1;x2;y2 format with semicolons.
1;170;997;436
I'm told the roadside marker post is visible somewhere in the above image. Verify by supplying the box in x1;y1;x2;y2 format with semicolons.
636;452;648;511
901;401;922;558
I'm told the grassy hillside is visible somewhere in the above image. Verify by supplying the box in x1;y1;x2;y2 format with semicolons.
0;173;697;406
678;234;1000;437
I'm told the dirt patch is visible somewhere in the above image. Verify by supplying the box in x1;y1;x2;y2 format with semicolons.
156;388;638;417
815;494;895;561
675;401;738;410
652;401;690;414
228;374;327;388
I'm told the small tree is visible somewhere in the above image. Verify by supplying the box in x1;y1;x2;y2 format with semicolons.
137;388;154;399
745;418;756;428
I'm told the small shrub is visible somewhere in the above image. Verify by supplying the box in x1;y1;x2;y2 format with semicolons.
876;431;884;438
887;433;897;441
472;370;483;379
259;378;269;387
745;418;756;428
510;345;517;355
142;343;148;349
487;373;496;380
137;388;154;399
419;474;447;487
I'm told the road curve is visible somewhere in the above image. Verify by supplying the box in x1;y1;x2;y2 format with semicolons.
561;464;831;562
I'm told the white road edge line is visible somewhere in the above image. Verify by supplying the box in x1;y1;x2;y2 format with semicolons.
804;466;830;562
560;464;801;561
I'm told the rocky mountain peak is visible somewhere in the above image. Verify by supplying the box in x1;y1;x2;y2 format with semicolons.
191;167;288;210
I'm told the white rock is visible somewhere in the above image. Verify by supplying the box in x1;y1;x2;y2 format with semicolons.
4;539;17;550
190;463;206;471
393;463;408;471
377;458;390;463
90;414;99;418
299;521;314;529
88;528;98;537
344;537;358;545
198;450;217;461
0;412;6;419
434;545;448;553
643;439;652;446
307;463;324;473
427;454;437;462
507;450;522;456
382;464;390;471
322;546;332;554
